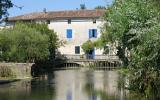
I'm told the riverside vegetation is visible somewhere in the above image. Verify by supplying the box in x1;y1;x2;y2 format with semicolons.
0;22;61;62
0;0;160;99
97;0;160;99
0;22;61;79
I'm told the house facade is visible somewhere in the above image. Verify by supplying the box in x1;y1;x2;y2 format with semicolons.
47;14;104;57
7;10;115;59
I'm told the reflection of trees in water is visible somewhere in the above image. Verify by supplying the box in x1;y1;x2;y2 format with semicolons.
117;73;145;100
83;71;133;100
30;72;56;100
83;71;114;100
0;72;56;100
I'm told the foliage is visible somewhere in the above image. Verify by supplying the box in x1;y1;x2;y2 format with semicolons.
101;0;160;99
0;0;13;19
48;30;60;61
129;24;160;99
95;6;106;10
25;22;62;61
80;4;86;10
102;0;159;66
0;22;60;62
81;40;94;53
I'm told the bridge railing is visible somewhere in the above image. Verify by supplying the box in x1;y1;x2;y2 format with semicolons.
63;54;119;60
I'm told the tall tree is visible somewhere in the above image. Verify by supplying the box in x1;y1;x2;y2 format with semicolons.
95;6;106;10
100;0;160;99
0;0;13;19
80;4;86;10
101;0;159;66
0;22;61;62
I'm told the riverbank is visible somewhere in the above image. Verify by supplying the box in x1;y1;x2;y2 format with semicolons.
0;78;20;84
0;77;32;84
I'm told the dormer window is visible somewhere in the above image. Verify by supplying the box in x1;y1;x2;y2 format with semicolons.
68;19;71;24
93;19;96;24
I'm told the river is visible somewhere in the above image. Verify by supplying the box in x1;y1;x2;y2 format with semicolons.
0;70;140;100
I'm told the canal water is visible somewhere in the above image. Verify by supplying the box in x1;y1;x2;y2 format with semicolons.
0;70;139;100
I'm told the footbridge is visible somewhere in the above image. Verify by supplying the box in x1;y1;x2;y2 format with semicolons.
55;55;121;70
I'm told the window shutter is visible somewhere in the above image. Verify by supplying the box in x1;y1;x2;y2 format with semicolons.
67;29;72;38
89;29;92;39
95;29;97;38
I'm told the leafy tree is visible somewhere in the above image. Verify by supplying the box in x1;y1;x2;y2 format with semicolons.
80;4;86;10
0;22;60;63
95;6;106;10
0;0;13;19
101;0;159;66
25;22;62;61
100;0;160;99
82;40;94;54
48;30;60;61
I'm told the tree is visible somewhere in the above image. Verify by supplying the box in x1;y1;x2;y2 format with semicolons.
24;22;62;61
0;0;13;19
101;0;159;66
82;40;94;54
95;6;106;10
80;4;86;10
0;22;60;63
100;0;160;99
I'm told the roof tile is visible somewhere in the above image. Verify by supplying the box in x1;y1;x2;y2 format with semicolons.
8;10;105;21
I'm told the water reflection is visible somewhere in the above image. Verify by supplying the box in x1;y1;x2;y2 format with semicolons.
0;70;131;100
54;70;128;100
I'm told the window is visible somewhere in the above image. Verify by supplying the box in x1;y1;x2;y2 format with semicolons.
47;20;50;24
89;29;97;38
66;29;72;38
93;19;96;24
68;19;71;24
75;46;80;54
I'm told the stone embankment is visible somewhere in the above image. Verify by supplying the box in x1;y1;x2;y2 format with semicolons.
0;63;33;84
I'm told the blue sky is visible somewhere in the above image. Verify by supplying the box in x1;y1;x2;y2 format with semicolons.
8;0;113;17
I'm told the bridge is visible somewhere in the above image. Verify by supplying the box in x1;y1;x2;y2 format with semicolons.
54;55;121;70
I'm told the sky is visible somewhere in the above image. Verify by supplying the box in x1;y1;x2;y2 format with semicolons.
8;0;113;17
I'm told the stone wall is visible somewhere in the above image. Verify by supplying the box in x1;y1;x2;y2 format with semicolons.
0;63;33;79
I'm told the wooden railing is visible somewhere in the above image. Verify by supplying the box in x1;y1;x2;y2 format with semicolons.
63;54;119;61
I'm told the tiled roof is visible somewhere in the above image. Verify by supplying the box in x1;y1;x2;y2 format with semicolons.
8;10;105;21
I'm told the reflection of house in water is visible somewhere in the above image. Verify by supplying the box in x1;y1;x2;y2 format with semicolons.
54;70;88;100
53;70;126;100
0;70;128;100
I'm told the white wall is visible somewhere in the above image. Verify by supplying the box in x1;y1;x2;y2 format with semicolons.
48;19;104;55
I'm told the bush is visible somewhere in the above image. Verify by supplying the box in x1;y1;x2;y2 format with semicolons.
82;40;94;54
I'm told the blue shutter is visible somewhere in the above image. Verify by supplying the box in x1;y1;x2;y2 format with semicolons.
66;91;72;100
94;29;97;38
67;29;72;38
89;29;92;38
93;95;97;100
